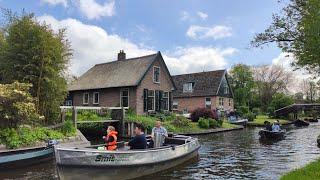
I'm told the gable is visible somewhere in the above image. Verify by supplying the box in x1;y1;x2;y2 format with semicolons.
217;74;233;98
172;70;226;98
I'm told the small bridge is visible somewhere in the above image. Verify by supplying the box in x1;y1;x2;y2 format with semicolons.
274;103;320;118
59;106;136;137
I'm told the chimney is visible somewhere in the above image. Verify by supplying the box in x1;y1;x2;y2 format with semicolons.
118;50;126;61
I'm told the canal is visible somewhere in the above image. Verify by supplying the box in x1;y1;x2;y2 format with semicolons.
1;122;320;180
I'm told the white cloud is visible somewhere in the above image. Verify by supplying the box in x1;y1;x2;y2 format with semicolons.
78;0;115;19
180;11;191;21
197;11;208;20
186;25;232;40
37;15;236;76
41;0;67;7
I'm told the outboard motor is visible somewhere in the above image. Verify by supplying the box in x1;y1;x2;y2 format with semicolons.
48;139;59;147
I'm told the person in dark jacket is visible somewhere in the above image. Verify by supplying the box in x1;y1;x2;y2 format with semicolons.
264;121;272;131
125;124;147;150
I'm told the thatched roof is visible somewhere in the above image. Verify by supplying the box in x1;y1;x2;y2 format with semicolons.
172;70;226;97
68;53;159;91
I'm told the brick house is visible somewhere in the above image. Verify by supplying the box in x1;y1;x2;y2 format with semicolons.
67;51;176;115
172;70;234;113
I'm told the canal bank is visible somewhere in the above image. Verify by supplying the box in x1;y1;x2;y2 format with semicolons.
1;122;320;179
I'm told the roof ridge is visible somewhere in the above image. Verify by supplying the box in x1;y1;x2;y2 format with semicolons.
172;69;226;77
95;52;158;66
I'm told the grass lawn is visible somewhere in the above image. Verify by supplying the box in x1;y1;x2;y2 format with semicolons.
280;159;320;180
249;115;290;126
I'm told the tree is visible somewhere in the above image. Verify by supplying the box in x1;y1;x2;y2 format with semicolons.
253;65;292;111
300;79;319;103
269;93;294;116
229;64;255;108
251;0;320;75
1;12;72;124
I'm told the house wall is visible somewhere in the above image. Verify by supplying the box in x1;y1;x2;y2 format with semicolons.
71;87;136;110
173;96;234;113
136;58;175;115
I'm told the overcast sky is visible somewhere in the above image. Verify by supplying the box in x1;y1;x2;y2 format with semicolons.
0;0;292;76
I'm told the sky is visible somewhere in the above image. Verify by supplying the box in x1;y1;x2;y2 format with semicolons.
0;0;292;76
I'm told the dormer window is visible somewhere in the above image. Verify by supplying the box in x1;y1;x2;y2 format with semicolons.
224;83;229;94
183;82;194;93
153;66;160;83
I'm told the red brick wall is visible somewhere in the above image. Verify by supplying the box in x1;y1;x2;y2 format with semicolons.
71;87;136;109
173;96;234;113
136;59;175;115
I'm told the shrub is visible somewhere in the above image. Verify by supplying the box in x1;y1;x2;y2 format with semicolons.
244;112;256;121
237;106;249;117
172;116;191;127
190;108;215;122
252;108;261;115
60;120;76;136
198;118;210;129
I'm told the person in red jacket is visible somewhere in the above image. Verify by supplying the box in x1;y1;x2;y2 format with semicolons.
103;126;118;151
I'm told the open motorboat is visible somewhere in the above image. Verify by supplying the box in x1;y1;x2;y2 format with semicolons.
54;135;200;180
228;116;248;126
259;129;286;140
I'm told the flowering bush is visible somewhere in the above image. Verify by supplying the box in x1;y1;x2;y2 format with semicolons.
0;82;41;128
190;108;218;122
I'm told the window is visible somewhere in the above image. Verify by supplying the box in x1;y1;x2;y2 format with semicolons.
93;92;99;105
153;66;160;83
163;92;169;111
120;89;129;107
183;82;194;93
224;83;229;94
229;99;232;106
66;100;72;106
219;97;224;106
83;93;89;105
173;100;178;110
147;90;155;111
205;97;211;109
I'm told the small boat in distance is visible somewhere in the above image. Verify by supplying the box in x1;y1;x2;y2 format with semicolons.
55;135;200;180
294;119;310;127
228;115;248;126
259;129;286;140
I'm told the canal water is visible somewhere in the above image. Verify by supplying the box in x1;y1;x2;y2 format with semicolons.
1;122;320;180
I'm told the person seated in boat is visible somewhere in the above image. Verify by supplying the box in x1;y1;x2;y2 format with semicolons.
272;121;281;132
125;124;147;150
103;126;118;151
264;121;272;131
150;120;168;147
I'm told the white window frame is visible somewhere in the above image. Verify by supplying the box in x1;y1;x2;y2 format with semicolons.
66;100;72;106
153;66;160;83
205;97;211;109
120;89;129;108
173;100;178;110
224;84;229;94
183;82;194;93
83;93;89;105
93;92;99;105
219;97;224;106
148;90;155;111
163;91;169;111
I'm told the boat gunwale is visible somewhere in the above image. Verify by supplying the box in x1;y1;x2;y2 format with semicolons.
55;137;199;154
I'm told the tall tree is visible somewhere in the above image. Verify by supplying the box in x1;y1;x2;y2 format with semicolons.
253;65;292;111
251;0;320;75
229;64;255;108
1;12;72;124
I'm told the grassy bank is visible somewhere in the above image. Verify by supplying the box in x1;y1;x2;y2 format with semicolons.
280;159;320;180
248;115;290;126
126;114;239;134
0;121;76;149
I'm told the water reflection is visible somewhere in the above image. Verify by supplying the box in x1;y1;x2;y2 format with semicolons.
1;123;320;180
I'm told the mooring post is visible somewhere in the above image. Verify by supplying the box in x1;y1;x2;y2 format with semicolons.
121;107;125;137
72;106;77;129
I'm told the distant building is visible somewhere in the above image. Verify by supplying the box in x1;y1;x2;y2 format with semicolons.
67;50;176;115
172;70;234;113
